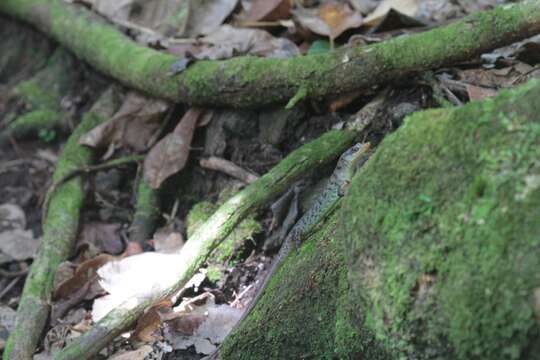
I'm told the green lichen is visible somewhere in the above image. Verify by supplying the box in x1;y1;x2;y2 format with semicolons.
341;79;540;359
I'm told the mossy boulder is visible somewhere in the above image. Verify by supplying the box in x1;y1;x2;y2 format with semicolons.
341;79;540;359
221;80;540;359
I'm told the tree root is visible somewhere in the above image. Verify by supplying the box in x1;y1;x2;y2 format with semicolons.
52;129;356;360
3;88;121;360
1;1;539;107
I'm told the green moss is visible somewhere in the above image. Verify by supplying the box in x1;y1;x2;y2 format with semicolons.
7;109;62;138
186;188;262;265
221;209;389;359
206;266;222;283
341;80;540;359
186;201;216;239
13;80;59;109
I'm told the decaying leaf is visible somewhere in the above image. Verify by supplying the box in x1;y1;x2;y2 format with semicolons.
152;229;185;254
0;203;39;264
133;300;174;342
143;108;204;189
79;222;124;255
92;255;207;322
181;0;239;38
92;0;134;22
293;2;363;40
199;25;300;60
109;345;154;360
54;254;115;300
0;229;38;264
93;253;185;321
241;0;292;22
0;305;17;334
79;92;168;154
364;0;419;25
465;84;498;101
163;294;242;355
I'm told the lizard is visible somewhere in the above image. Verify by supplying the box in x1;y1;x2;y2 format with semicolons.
206;142;371;359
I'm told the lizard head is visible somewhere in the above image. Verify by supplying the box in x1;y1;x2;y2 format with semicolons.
333;142;371;195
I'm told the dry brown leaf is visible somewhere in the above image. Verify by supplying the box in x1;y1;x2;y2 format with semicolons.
163;294;242;355
293;2;362;40
465;85;498;101
79;92;168;154
109;346;154;360
197;25;300;60
242;0;292;22
171;314;207;336
364;0;419;25
54;254;115;300
319;2;363;39
134;300;173;342
143;108;203;189
79;222;124;255
182;0;239;37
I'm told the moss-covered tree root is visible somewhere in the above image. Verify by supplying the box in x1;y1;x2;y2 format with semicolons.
1;0;540;108
52;129;356;360
42;154;145;220
0;48;78;147
3;88;120;360
128;178;161;244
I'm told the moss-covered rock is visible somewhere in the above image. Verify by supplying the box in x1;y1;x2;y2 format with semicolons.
221;80;540;360
341;79;540;359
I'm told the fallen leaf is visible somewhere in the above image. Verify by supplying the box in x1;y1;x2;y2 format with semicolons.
79;92;168;154
134;300;173;342
152;230;185;254
123;241;144;256
93;256;206;322
54;254;115;300
168;27;298;75
242;0;292;22
182;0;239;37
319;2;363;39
164;295;242;355
0;305;17;334
0;229;38;264
143;108;203;189
0;203;26;230
364;0;419;25
79;222;124;255
93;253;185;321
198;25;300;59
93;0;134;22
465;84;498;101
347;0;379;13
293;2;363;40
109;345;154;360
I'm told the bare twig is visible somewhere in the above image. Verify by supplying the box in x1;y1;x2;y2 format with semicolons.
200;157;260;184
